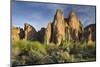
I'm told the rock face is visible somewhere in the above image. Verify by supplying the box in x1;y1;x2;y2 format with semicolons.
52;9;66;46
12;9;96;46
45;22;52;44
68;11;83;41
12;26;25;41
24;23;37;41
19;28;25;40
12;26;20;41
37;28;46;43
84;24;96;44
68;11;80;31
65;22;71;41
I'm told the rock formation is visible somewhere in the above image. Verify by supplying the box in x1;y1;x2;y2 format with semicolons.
65;22;71;41
52;9;66;46
24;23;37;41
12;26;25;41
12;26;20;41
67;11;83;41
12;9;96;46
37;28;46;43
84;24;96;44
45;22;52;44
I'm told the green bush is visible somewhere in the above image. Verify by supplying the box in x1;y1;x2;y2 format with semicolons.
12;40;96;66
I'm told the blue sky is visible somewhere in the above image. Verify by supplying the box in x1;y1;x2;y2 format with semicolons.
12;0;96;31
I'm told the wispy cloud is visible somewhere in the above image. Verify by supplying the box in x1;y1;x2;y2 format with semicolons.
12;1;96;31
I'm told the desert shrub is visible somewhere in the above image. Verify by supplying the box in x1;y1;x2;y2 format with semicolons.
45;43;58;54
12;40;96;66
45;42;75;63
68;41;96;62
12;40;48;66
60;40;67;50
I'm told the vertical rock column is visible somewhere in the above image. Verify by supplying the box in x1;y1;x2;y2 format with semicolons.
68;11;83;41
52;9;65;46
45;22;52;45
